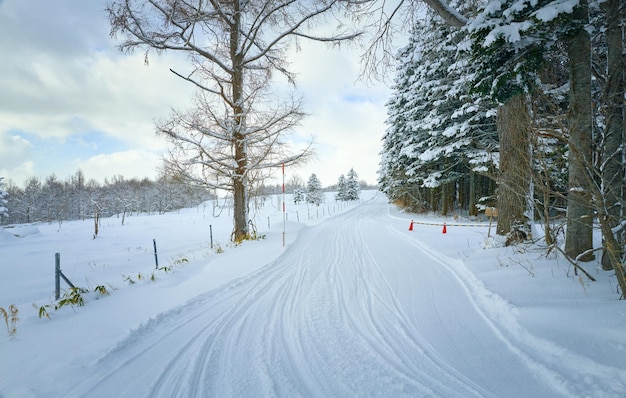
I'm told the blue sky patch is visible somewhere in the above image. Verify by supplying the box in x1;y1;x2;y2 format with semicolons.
9;129;129;179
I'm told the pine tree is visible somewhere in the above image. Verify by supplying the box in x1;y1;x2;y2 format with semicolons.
466;0;585;239
380;1;497;213
0;177;8;222
378;36;418;207
468;0;600;251
336;175;348;201
306;174;323;206
293;188;305;204
345;169;361;201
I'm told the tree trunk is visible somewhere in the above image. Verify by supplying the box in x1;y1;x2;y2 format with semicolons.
564;0;594;262
421;0;468;28
469;170;477;217
600;0;624;270
441;182;450;216
232;173;248;242
598;212;626;298
93;210;100;238
231;0;249;243
495;93;531;241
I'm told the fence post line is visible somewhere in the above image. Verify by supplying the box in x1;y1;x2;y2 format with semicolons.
55;253;61;300
153;239;159;269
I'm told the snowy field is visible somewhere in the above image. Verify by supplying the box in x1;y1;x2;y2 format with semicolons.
0;190;624;397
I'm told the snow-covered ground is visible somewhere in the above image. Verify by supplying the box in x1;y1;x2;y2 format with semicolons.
0;190;624;397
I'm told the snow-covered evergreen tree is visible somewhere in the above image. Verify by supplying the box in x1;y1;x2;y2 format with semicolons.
465;0;579;103
466;0;602;251
306;174;323;206
345;169;361;201
380;1;497;212
335;174;348;201
0;177;8;222
293;188;305;204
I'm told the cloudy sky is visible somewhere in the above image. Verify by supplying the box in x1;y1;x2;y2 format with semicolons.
0;0;399;188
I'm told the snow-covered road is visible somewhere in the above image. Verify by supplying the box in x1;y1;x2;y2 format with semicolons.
63;196;567;397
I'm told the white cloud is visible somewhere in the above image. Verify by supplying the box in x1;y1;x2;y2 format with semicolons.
0;48;193;149
0;132;36;184
284;41;390;186
78;150;162;183
0;133;32;168
0;0;194;185
0;162;35;187
1;0;393;188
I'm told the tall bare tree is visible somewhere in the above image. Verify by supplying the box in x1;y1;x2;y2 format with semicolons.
107;0;359;242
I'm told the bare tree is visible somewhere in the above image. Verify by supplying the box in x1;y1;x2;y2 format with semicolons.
107;0;359;242
353;0;469;82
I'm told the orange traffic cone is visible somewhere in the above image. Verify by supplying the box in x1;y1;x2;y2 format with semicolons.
442;223;447;234
409;220;414;231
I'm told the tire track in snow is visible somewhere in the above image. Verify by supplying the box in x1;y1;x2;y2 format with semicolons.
397;225;572;390
322;210;490;397
63;252;302;397
64;194;571;397
391;222;626;397
358;228;487;395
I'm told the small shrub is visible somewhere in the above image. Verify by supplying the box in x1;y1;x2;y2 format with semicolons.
33;303;51;319
248;232;266;241
94;285;110;296
123;275;135;285
0;305;19;336
55;287;87;310
172;257;189;265
215;244;224;254
158;265;173;273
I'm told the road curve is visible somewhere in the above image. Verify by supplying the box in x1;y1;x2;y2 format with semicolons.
65;194;567;398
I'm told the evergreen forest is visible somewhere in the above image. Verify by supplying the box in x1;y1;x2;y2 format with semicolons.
378;0;625;291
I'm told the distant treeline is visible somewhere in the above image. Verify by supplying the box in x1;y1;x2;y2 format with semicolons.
1;170;213;226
